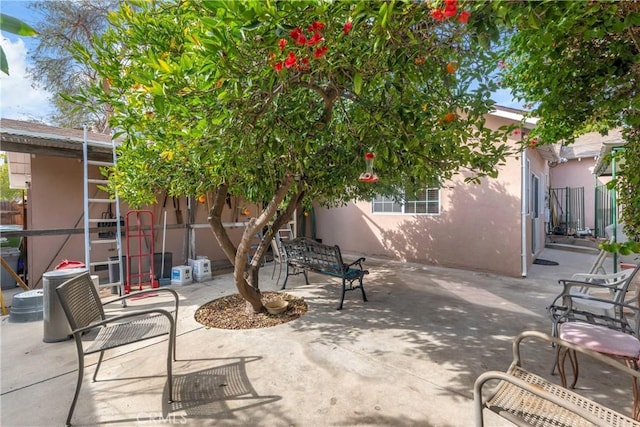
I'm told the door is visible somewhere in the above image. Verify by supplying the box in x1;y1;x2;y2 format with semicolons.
531;173;541;254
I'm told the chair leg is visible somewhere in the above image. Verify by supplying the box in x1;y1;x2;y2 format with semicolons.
568;349;579;389
281;265;289;290
627;359;640;420
275;261;283;288
550;322;559;375
558;348;579;389
66;341;85;426
92;351;105;382
271;257;276;280
167;324;175;403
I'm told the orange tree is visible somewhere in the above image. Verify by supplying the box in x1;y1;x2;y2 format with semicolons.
473;1;640;254
74;0;513;311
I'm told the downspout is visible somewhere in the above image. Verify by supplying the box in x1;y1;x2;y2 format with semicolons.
521;147;528;277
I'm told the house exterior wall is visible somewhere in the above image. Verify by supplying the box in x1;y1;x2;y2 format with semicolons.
314;116;549;278
25;154;248;287
549;158;597;230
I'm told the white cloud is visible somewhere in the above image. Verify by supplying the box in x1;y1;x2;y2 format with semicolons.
0;36;54;123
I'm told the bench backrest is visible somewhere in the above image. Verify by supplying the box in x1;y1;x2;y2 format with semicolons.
282;238;345;274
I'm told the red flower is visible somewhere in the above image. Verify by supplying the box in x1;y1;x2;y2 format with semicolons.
274;61;284;72
295;34;307;45
443;4;457;17
430;9;445;21
301;57;310;69
284;52;297;68
444;0;458;6
342;21;353;34
290;27;302;40
365;152;375;159
308;21;324;32
457;10;471;24
314;46;328;58
307;32;323;46
278;38;287;51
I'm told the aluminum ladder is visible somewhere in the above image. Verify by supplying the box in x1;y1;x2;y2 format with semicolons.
82;127;125;297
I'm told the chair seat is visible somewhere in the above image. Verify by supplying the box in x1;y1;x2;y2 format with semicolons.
559;322;640;359
85;315;171;354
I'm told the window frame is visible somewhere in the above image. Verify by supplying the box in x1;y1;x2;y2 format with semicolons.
371;187;441;215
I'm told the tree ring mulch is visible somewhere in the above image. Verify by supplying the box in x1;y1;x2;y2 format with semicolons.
194;292;308;329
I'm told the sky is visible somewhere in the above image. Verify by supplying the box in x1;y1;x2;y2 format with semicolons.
0;0;55;123
0;1;522;125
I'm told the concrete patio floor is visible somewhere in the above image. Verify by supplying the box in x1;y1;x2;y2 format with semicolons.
0;248;635;427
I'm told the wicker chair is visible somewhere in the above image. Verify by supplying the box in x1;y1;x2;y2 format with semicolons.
55;272;179;426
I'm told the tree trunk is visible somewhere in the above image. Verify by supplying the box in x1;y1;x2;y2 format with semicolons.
207;177;303;313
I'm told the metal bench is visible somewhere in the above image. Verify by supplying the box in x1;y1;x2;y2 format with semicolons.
280;237;368;310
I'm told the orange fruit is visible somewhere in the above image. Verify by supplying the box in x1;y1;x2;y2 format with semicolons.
444;112;456;123
198;195;206;203
303;211;310;217
446;62;459;74
243;208;250;216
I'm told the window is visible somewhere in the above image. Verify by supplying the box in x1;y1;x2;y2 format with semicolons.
372;187;440;215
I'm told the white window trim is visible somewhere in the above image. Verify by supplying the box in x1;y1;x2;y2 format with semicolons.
372;187;441;215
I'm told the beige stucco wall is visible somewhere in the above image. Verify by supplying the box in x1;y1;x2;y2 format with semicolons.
314;116;549;278
549;158;597;230
23;112;549;284
25;154;248;288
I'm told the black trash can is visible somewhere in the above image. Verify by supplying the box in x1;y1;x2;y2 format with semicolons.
43;268;87;343
154;252;173;280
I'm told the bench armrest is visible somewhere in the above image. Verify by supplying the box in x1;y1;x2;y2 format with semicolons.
345;257;366;270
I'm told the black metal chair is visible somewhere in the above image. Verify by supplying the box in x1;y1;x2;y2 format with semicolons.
56;272;178;426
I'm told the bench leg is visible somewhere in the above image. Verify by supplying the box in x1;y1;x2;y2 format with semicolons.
337;280;346;310
359;277;368;302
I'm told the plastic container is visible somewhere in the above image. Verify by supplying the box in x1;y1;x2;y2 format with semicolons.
1;247;21;289
189;258;211;282
43;267;87;343
171;266;192;285
0;225;22;248
9;289;44;323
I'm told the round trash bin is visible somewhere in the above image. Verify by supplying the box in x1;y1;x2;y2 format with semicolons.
43;267;87;343
9;289;44;323
1;247;21;289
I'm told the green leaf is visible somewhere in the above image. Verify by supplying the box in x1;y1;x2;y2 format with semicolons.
0;14;38;36
157;59;172;73
0;47;8;75
353;73;363;95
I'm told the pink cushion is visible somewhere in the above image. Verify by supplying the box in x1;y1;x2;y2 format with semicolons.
559;322;640;359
